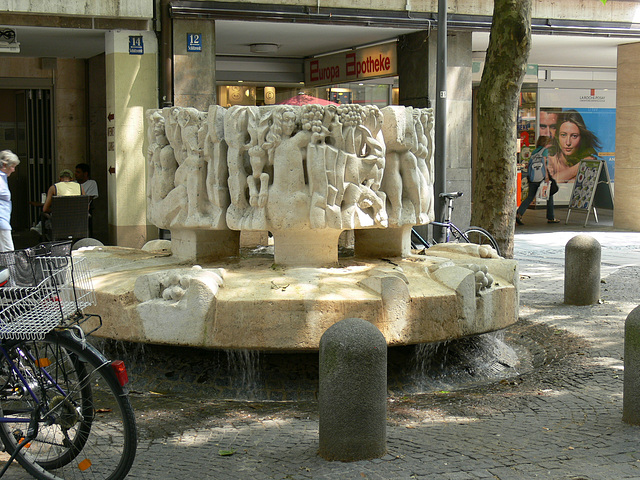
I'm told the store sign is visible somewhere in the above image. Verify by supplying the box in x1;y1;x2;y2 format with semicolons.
305;42;397;87
540;88;615;109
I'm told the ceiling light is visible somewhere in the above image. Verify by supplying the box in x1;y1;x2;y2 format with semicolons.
249;43;279;54
0;28;20;54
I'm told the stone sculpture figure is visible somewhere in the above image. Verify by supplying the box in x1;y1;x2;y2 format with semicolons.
177;107;210;227
145;109;186;228
380;106;431;227
264;106;312;231
225;106;254;230
412;108;435;222
203;105;230;229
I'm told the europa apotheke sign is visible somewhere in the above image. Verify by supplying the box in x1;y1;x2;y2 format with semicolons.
305;43;397;87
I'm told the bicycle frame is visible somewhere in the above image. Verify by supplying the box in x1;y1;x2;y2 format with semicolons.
430;220;468;244
0;334;107;426
0;342;63;426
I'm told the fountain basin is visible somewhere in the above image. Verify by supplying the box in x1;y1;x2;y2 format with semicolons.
78;243;518;351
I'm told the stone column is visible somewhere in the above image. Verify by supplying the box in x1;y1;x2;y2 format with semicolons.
615;43;640;231
173;19;216;110
105;30;158;248
429;31;473;228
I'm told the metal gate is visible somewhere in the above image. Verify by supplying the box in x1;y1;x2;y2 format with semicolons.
25;88;55;228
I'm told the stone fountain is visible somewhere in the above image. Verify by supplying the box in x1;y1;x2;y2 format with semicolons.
80;103;518;351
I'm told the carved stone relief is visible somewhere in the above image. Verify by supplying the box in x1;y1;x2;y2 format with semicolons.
146;104;436;263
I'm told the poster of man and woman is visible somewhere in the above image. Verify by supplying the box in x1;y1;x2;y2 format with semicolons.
539;88;616;179
532;87;615;205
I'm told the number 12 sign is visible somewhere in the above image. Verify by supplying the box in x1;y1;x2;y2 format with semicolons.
187;33;202;52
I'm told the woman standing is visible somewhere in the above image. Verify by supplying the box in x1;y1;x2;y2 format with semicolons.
548;110;601;183
516;136;559;225
0;150;20;252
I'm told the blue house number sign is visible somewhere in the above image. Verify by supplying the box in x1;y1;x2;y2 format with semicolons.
187;33;202;52
129;36;144;55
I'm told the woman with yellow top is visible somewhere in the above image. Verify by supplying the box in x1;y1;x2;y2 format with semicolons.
42;169;85;213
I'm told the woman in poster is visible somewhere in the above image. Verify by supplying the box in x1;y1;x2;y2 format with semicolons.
548;110;601;183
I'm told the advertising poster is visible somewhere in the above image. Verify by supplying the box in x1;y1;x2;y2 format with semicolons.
539;88;615;181
537;88;616;205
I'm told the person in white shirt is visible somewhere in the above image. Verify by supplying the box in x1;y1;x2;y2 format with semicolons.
0;150;20;252
75;163;98;236
75;163;98;199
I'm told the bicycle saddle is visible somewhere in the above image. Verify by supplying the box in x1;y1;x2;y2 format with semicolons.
439;191;464;199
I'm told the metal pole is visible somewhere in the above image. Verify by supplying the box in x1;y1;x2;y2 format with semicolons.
160;0;173;107
434;0;447;242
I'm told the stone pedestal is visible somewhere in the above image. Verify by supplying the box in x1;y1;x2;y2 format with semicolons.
272;229;343;266
354;226;412;258
171;229;239;262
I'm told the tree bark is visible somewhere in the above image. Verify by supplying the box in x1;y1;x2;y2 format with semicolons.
472;0;531;258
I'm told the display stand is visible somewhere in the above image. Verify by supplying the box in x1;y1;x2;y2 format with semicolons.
566;159;614;226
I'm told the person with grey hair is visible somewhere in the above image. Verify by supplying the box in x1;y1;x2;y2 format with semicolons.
0;150;20;251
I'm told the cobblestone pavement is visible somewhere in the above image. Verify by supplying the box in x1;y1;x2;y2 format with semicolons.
4;208;640;479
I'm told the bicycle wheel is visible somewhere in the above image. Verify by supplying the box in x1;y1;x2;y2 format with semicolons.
463;226;501;257
0;330;136;480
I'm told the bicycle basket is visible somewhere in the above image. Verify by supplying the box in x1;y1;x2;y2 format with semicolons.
0;255;96;340
0;240;72;287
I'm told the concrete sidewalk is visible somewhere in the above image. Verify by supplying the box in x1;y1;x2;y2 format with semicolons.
4;206;640;480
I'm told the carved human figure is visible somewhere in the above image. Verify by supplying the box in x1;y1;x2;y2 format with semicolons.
302;105;333;229
225;106;251;228
264;107;312;230
147;112;176;203
145;109;187;228
203;105;229;227
381;106;427;226
411;108;435;222
146;111;165;203
173;108;209;226
165;107;185;168
246;107;271;209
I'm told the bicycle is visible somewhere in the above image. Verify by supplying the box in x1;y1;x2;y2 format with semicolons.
0;241;137;480
411;192;501;256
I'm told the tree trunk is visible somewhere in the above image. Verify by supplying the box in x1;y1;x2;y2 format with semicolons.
472;0;531;258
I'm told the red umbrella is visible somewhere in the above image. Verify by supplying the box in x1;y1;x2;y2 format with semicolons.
278;93;338;106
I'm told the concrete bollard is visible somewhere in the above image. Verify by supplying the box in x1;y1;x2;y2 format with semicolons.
624;306;640;425
318;318;387;461
564;234;601;305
